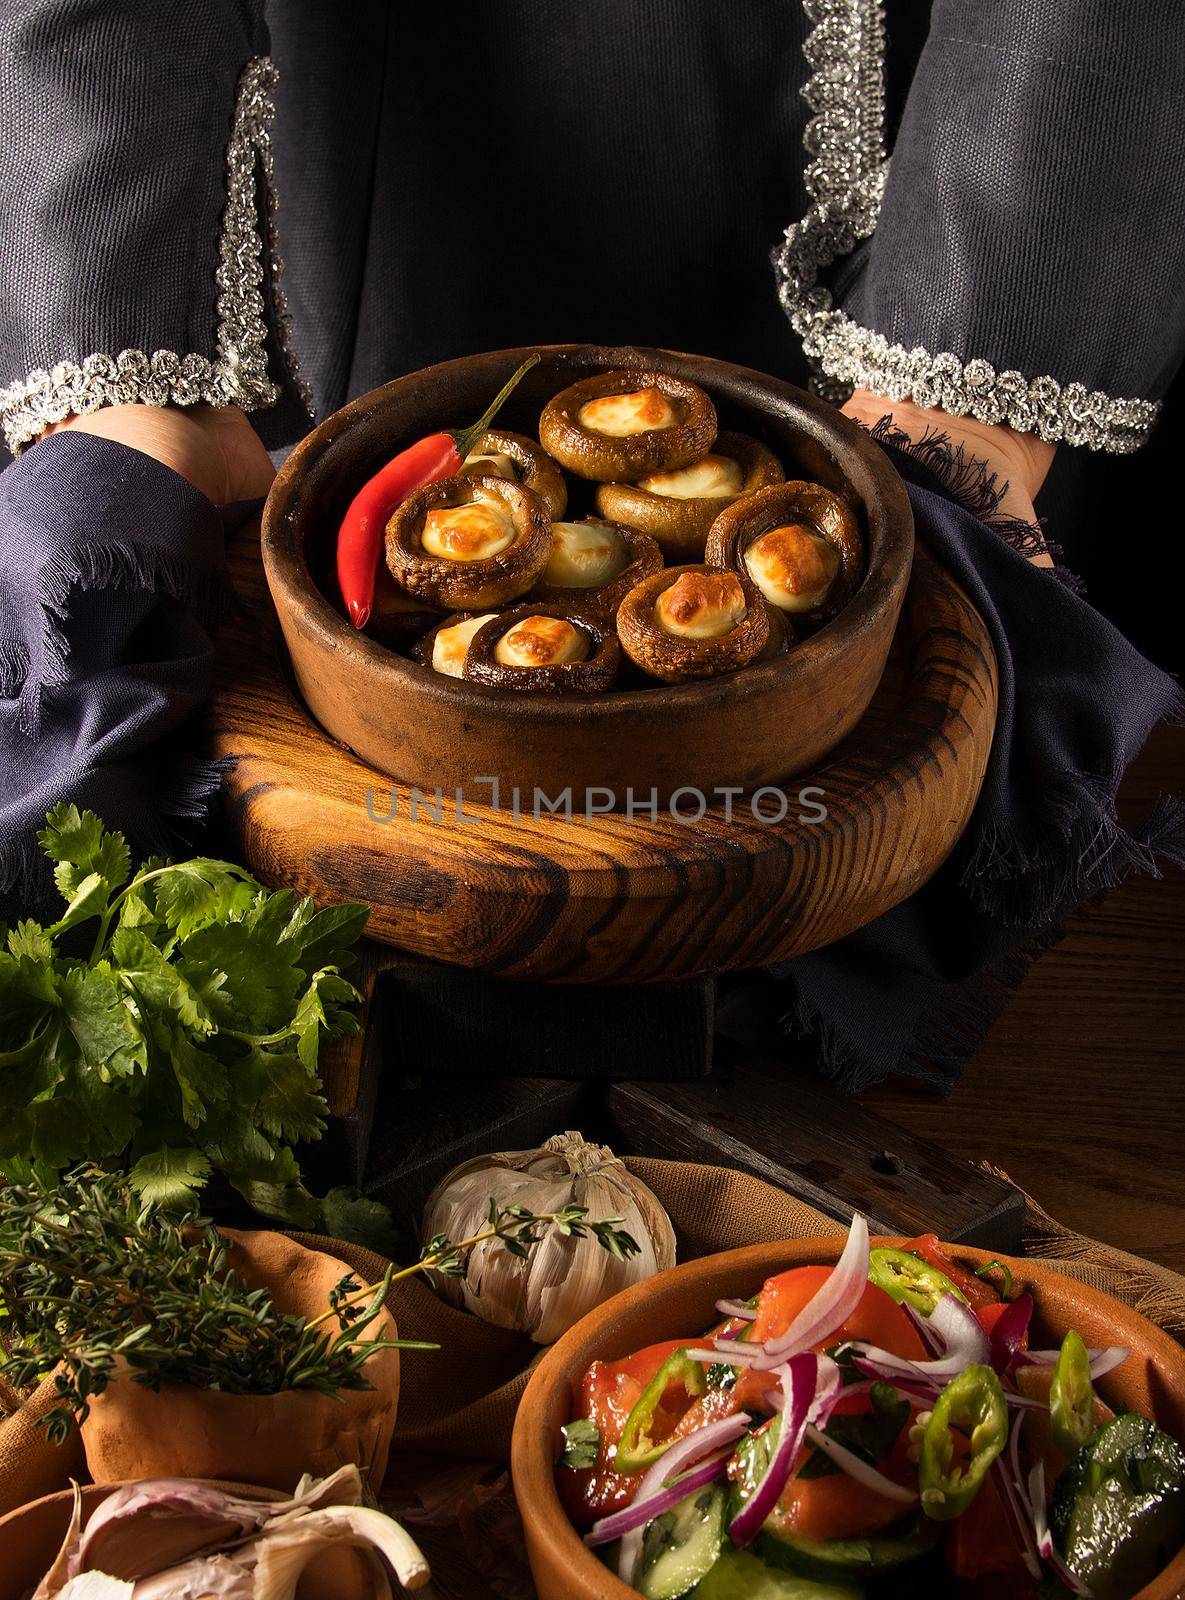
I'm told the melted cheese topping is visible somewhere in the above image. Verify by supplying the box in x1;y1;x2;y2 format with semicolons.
577;387;678;437
421;502;517;562
494;615;589;668
460;450;518;483
543;521;627;588
744;524;839;612
655;572;747;640
431;613;498;677
639;454;744;500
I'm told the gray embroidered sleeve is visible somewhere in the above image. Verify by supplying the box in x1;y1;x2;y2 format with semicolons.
778;0;1185;453
0;0;309;455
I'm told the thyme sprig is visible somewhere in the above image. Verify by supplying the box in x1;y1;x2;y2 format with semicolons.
419;1199;641;1281
0;1169;433;1443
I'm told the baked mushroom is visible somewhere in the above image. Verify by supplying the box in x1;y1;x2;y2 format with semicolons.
462;603;620;694
757;604;796;662
595;431;784;558
538;369;716;482
704;480;863;627
364;567;442;642
386;474;552;611
458;428;568;519
529;517;663;618
616;564;769;683
413;611;501;678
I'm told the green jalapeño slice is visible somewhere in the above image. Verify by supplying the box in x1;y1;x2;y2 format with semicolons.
616;1348;708;1472
1050;1329;1096;1458
919;1364;1008;1520
869;1246;969;1314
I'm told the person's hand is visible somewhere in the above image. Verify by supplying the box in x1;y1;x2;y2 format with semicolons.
41;403;274;505
841;388;1055;566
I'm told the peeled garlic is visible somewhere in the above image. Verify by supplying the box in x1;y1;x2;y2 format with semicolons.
422;1132;676;1344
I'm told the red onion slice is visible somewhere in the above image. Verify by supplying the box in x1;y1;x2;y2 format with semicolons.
928;1292;993;1366
716;1298;757;1321
1028;1459;1092;1595
754;1214;870;1370
727;1353;818;1548
842;1290;992;1392
993;1411;1043;1580
988;1292;1034;1374
585;1449;730;1548
807;1355;844;1426
849;1355;939;1399
801;1424;917;1504
903;1302;946;1358
992;1457;1043;1581
584;1410;752;1583
687;1343;764;1367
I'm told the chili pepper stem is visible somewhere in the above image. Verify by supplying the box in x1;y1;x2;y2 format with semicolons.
452;354;541;459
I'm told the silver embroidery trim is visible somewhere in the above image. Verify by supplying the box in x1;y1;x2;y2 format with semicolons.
0;56;312;454
777;0;1159;454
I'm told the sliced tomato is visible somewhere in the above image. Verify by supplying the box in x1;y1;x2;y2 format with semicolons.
946;1464;1031;1579
753;1265;929;1355
558;1339;693;1527
731;1266;926;1413
899;1235;998;1310
668;1383;742;1442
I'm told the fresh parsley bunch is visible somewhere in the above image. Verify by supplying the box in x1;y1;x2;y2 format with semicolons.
0;806;370;1229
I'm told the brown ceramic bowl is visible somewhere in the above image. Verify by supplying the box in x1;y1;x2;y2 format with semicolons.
0;1481;377;1599
262;344;913;806
510;1237;1185;1600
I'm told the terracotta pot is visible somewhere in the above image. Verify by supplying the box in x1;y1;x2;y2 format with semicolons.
0;1481;376;1600
511;1237;1185;1600
79;1229;400;1493
261;343;914;806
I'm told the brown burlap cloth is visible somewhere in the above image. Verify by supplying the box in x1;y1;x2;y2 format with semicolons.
3;1158;1183;1592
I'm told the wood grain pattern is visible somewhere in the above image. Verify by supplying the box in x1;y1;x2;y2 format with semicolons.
866;724;1185;1273
603;1068;1024;1249
206;525;997;985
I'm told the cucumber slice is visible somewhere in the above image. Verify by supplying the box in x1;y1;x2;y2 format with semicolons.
753;1523;939;1583
1051;1412;1185;1600
690;1546;863;1599
638;1484;727;1600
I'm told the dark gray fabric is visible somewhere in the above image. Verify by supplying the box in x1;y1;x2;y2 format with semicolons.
269;0;814;423
5;1;1181;444
844;0;1185;401
0;0;266;390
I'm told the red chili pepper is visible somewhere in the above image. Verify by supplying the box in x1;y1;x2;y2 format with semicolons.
336;354;539;629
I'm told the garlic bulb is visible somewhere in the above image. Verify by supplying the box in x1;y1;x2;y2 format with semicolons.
422;1132;676;1344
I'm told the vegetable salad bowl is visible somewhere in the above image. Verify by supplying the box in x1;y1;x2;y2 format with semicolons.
510;1237;1185;1600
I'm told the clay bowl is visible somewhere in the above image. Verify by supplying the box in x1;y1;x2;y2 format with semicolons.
510;1237;1185;1600
262;344;913;805
0;1481;377;1599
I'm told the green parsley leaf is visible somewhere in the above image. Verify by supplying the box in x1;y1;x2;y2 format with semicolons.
6;920;54;964
4;809;380;1240
559;1418;601;1470
39;804;131;903
150;858;256;940
321;1188;401;1255
129;1147;213;1209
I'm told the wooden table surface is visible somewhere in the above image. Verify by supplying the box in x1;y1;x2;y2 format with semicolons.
865;723;1185;1275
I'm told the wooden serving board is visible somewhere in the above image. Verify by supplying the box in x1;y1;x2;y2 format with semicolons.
207;523;996;985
